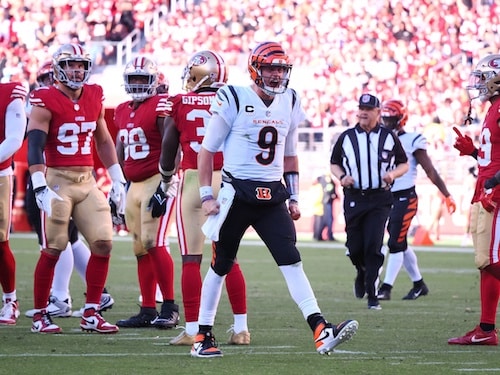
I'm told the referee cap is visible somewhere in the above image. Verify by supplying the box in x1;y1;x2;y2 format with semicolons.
359;93;380;109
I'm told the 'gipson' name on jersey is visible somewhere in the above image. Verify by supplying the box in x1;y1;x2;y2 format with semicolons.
181;96;213;105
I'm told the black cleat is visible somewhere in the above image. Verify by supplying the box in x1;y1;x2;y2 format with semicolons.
116;307;158;328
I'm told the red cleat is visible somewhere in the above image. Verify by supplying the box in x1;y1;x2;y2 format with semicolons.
448;325;498;346
80;307;119;334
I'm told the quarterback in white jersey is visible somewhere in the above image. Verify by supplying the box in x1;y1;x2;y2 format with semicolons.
192;41;358;358
377;99;456;301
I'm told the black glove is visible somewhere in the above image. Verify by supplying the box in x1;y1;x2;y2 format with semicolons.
148;184;168;218
484;175;500;190
109;197;125;225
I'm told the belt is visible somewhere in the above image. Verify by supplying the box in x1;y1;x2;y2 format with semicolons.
345;188;389;196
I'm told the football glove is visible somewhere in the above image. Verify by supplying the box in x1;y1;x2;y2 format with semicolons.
148;184;168;218
452;126;476;156
444;195;456;214
480;189;497;213
109;198;125;226
109;181;126;215
34;186;63;218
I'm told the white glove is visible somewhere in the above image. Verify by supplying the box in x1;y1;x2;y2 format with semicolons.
160;175;179;198
35;187;63;217
109;181;126;215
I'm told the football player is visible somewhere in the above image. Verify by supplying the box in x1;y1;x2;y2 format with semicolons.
158;50;249;346
27;43;126;334
377;99;456;301
0;81;28;325
449;54;500;346
113;56;179;329
24;61;114;319
192;41;358;357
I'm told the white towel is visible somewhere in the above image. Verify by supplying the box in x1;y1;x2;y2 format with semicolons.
202;183;236;241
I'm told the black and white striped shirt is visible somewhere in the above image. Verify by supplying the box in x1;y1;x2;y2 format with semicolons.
330;124;407;190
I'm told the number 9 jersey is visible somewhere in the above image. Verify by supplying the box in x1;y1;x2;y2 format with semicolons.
28;84;103;168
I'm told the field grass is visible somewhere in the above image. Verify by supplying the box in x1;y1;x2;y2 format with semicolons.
1;233;498;375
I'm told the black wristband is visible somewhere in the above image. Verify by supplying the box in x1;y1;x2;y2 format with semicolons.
34;186;46;194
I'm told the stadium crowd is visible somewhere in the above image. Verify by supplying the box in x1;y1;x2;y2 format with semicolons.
0;0;498;155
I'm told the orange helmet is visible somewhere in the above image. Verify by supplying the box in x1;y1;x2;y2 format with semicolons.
36;61;54;87
248;41;292;96
381;99;408;131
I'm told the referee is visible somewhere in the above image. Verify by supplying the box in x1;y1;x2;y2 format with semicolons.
330;93;408;310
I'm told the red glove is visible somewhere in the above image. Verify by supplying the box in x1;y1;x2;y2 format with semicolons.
453;127;476;156
444;195;456;214
479;189;497;213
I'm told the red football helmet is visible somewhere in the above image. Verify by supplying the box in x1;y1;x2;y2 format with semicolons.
36;61;54;87
381;99;408;131
248;41;292;96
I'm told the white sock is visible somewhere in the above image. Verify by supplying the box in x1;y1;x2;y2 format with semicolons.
279;262;320;320
403;247;422;282
198;267;225;326
3;291;16;303
51;243;73;301
71;239;90;283
185;321;198;336
233;313;248;333
383;252;404;286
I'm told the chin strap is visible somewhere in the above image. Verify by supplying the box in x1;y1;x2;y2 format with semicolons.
463;101;473;126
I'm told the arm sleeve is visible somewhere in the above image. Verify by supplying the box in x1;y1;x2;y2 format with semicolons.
0;98;26;163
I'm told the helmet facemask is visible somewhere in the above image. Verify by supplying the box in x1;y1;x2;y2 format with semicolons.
123;56;159;101
52;44;92;90
467;54;500;103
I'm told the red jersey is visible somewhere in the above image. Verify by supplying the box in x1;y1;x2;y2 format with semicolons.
114;94;169;182
473;99;500;202
29;84;104;168
166;90;223;170
0;82;27;170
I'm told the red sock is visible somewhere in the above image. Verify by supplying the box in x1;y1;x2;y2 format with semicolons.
33;251;59;309
148;246;174;301
0;241;15;293
225;262;247;315
485;263;500;280
86;253;110;304
480;269;500;325
137;254;156;308
181;261;202;322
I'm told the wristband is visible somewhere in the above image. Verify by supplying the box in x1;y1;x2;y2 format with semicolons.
199;186;213;200
31;171;47;190
159;163;176;178
108;163;126;183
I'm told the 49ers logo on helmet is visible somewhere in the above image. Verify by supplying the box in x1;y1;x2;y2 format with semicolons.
488;58;500;68
192;55;208;66
255;187;272;200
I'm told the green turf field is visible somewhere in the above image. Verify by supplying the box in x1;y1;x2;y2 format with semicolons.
1;233;497;375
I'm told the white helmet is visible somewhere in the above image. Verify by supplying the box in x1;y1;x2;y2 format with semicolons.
52;43;92;90
123;56;159;101
467;54;500;103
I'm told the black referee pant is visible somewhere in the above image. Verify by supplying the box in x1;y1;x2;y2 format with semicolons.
343;188;393;302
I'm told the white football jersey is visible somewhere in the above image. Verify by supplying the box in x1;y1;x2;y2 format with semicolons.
391;131;427;192
207;85;306;181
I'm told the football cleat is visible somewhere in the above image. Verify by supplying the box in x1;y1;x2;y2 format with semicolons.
314;320;359;355
191;331;223;358
25;295;72;318
31;310;62;333
71;292;115;317
448;325;498;346
0;300;20;325
227;325;251;345
402;283;429;300
170;329;196;345
152;302;179;329
377;285;392;301
353;270;365;299
80;307;119;333
116;307;158;328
